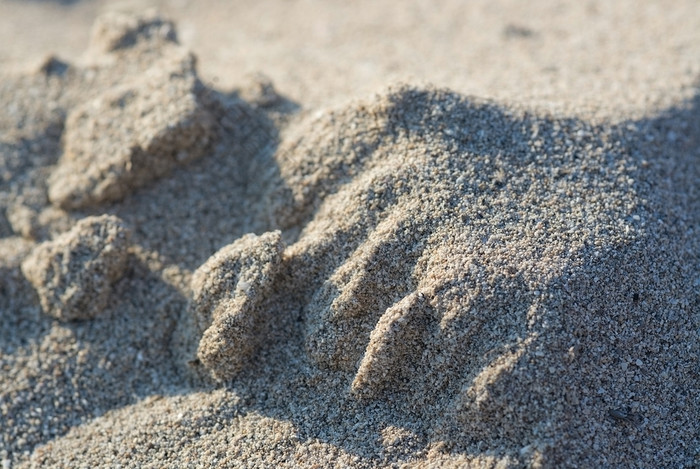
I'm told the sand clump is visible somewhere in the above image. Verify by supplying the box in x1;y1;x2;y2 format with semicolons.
190;231;285;381
21;215;130;321
0;8;698;469
47;49;216;209
87;10;178;55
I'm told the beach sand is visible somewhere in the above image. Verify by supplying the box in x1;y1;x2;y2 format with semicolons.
0;1;698;467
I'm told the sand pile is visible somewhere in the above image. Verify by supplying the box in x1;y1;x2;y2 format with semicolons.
1;9;698;469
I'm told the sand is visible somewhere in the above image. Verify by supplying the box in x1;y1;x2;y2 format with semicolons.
0;1;698;468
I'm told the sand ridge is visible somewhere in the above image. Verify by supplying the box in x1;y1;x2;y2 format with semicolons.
0;6;698;469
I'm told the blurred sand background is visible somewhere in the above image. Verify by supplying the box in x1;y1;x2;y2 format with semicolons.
1;0;699;116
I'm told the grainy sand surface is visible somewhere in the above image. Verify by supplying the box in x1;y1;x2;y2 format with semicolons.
0;1;698;468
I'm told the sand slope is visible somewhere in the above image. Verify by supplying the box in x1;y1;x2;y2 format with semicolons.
1;6;698;469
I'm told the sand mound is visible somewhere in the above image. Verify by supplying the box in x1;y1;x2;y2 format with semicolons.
1;10;698;469
271;87;637;394
270;87;699;465
173;84;698;466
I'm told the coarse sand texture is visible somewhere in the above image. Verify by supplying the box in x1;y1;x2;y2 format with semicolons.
0;7;698;469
